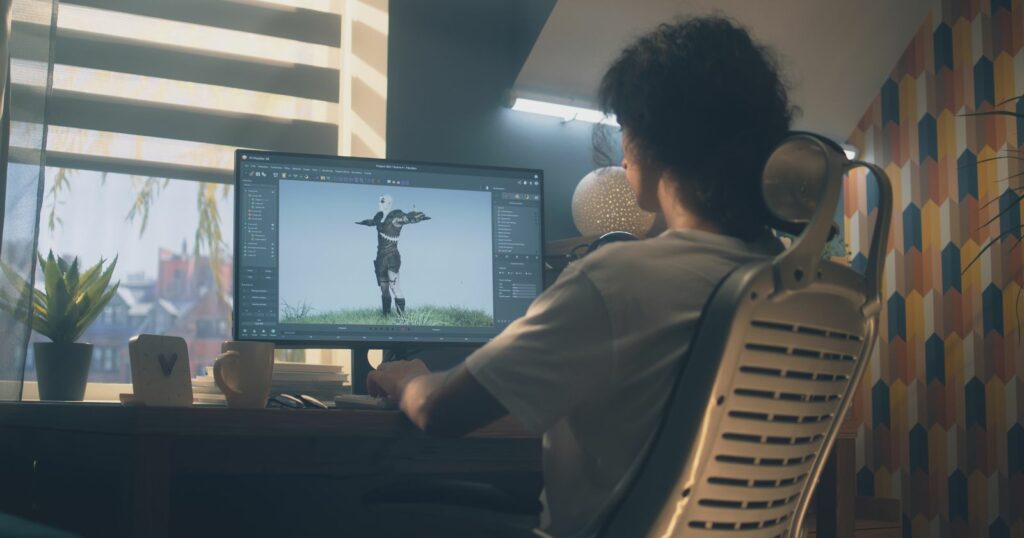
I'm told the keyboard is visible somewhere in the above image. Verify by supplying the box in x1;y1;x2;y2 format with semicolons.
333;394;399;410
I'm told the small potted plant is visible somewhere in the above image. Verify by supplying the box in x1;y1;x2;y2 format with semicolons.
5;252;119;400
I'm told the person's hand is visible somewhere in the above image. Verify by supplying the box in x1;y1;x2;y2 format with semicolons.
366;359;430;401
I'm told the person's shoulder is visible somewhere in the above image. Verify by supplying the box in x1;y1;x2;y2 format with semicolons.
573;231;752;280
573;236;678;278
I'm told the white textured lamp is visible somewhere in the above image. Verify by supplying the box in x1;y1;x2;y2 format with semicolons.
571;166;656;237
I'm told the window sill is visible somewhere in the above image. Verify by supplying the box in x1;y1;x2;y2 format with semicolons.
19;381;132;402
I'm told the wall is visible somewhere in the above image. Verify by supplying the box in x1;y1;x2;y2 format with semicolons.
386;0;615;241
844;0;1024;536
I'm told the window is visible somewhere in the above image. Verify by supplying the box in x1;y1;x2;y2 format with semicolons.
90;347;107;373
103;348;115;372
196;318;226;340
20;0;388;388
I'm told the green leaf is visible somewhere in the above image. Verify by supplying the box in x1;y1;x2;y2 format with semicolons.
31;290;47;315
195;184;229;302
82;257;117;311
42;251;59;300
29;252;119;343
960;110;1024;119
967;155;1024;169
46;169;72;233
0;263;31;309
993;170;1024;186
961;229;1024;274
76;294;92;323
72;283;119;342
995;95;1024;108
64;257;80;301
49;268;72;341
1;262;29;288
125;177;167;237
31;301;46;319
976;192;1024;230
77;260;102;292
0;263;35;327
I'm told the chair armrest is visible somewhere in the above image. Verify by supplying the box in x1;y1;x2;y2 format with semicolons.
363;479;543;515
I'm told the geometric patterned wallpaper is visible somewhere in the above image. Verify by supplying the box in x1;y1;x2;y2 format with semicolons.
844;0;1024;536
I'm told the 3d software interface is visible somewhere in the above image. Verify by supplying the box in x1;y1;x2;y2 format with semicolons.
235;151;544;345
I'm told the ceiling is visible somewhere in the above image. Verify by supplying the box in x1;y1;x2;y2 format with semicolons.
514;0;935;142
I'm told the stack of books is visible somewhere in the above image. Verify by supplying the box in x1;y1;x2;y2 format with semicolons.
271;362;350;401
192;362;351;405
191;372;226;404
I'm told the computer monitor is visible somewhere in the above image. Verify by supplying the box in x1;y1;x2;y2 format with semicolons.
234;150;544;348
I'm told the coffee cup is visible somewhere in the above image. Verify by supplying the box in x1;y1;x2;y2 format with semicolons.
214;341;275;409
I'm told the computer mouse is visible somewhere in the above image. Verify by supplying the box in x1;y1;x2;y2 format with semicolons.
376;397;398;410
298;394;329;409
269;393;304;408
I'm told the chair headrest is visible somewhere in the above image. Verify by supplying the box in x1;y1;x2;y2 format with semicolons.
762;133;843;225
760;132;893;315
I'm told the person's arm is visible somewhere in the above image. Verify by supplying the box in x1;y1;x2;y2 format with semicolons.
367;360;507;437
368;262;614;437
356;211;384;226
405;210;430;224
392;210;430;226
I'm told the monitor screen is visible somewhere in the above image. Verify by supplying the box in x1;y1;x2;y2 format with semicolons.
234;150;544;346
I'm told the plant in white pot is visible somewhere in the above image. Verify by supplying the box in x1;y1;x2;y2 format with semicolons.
3;252;119;400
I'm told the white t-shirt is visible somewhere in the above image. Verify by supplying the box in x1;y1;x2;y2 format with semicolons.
465;229;783;536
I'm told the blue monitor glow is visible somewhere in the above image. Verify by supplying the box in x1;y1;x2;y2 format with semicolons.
234;150;544;347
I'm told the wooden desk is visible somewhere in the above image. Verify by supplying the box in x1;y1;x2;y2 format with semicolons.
813;418;900;538
0;403;540;538
814;416;858;537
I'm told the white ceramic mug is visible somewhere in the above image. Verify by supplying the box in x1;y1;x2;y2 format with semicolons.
213;341;275;409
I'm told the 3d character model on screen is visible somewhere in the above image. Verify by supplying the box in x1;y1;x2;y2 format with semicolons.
356;194;431;317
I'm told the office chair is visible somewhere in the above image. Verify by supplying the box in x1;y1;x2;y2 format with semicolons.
366;133;893;538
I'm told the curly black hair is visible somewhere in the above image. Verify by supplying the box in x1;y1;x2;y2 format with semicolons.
597;16;794;240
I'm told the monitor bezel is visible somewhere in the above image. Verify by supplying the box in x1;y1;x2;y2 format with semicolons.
232;149;546;350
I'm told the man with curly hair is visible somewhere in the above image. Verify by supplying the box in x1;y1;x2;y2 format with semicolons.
368;16;793;535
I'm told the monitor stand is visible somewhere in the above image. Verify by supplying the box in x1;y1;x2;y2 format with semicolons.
350;346;372;395
348;346;474;394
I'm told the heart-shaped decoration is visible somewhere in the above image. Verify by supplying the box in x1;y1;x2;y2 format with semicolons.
157;353;178;377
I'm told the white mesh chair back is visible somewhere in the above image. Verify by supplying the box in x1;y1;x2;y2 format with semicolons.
599;133;893;538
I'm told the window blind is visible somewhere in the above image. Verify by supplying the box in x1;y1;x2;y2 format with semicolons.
8;0;388;184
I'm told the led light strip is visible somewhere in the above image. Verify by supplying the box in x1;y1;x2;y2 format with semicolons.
511;97;857;162
510;97;618;127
